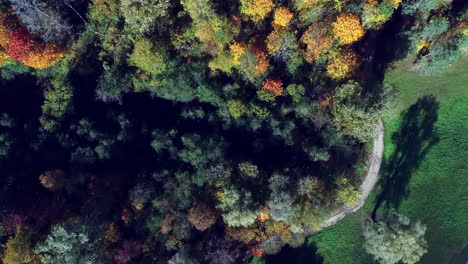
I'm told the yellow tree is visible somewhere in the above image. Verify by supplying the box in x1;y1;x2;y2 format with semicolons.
2;227;35;264
332;13;366;45
240;0;275;22
24;44;65;70
229;41;246;65
273;7;293;27
326;50;360;80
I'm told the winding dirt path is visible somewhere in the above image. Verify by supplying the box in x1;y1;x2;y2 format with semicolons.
322;120;384;228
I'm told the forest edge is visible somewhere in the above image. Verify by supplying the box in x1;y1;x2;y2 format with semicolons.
323;120;384;228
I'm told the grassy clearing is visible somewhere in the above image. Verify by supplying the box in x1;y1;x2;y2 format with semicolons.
310;58;468;264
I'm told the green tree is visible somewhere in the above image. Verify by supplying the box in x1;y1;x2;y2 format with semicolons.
238;162;259;178
120;0;172;33
129;38;167;75
364;211;428;264
331;81;381;142
35;221;101;264
40;75;73;132
267;191;294;221
335;177;361;207
228;100;247;119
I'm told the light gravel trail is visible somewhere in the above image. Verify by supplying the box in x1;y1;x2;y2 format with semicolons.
322;120;384;228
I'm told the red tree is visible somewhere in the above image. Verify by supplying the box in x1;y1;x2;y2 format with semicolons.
5;27;34;61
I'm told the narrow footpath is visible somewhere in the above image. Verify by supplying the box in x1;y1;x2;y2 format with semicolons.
323;120;384;228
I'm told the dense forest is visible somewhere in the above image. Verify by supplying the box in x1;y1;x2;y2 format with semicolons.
0;0;465;263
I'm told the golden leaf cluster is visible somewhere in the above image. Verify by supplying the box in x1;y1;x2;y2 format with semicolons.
24;44;65;70
229;41;246;65
241;0;275;22
332;13;366;45
326;50;359;80
273;7;293;27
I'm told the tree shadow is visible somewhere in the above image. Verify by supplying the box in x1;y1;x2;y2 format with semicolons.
372;95;440;219
265;244;324;264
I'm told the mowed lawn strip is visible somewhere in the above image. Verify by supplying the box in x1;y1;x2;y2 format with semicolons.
310;57;468;264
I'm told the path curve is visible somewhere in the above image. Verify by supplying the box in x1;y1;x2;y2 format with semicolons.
322;120;384;228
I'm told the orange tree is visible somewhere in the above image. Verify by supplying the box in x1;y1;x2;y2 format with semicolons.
0;12;65;69
300;21;333;62
262;78;283;95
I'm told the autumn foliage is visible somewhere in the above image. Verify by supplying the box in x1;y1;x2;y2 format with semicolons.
254;49;269;74
301;22;333;62
241;0;275;22
257;207;270;222
24;44;65;69
0;12;65;69
327;50;360;80
0;13;11;47
251;247;265;257
332;13;366;45
2;227;35;264
229;41;246;65
262;78;283;95
5;27;34;61
273;7;293;27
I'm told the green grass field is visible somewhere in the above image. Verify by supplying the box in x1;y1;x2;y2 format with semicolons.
310;57;468;264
